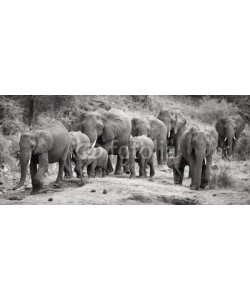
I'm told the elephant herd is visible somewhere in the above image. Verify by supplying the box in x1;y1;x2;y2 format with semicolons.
13;107;246;194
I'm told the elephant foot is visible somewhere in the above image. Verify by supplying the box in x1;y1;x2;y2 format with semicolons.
129;175;136;179
30;189;43;195
53;181;62;188
139;175;146;179
114;170;123;176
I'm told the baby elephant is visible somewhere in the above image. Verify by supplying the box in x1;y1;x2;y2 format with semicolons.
129;135;155;179
78;147;108;179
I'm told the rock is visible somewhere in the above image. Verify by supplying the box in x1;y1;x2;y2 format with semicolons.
103;189;107;194
48;198;53;202
91;189;96;193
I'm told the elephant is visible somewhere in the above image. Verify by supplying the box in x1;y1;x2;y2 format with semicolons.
131;118;150;137
72;108;132;175
158;109;187;157
167;126;218;190
131;117;168;165
13;120;70;194
77;147;108;179
148;119;168;165
215;116;246;157
64;131;91;178
129;135;155;179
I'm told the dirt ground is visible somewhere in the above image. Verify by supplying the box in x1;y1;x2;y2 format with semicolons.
0;162;249;205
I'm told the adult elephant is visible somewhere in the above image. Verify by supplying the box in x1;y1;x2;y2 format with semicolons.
131;117;168;165
215;116;246;157
13;120;70;194
73;108;132;175
158;109;187;156
168;126;218;190
64;131;91;178
148;119;168;165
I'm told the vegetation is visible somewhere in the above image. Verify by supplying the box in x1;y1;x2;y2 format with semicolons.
0;95;249;174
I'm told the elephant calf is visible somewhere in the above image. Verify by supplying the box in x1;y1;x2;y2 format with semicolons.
129;135;155;179
64;131;91;178
78;147;108;179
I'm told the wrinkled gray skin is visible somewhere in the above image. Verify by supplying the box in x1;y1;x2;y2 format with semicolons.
129;135;155;179
131;117;168;165
78;147;108;179
158;109;187;157
168;127;218;190
215;116;246;158
72;108;131;175
131;118;150;137
13;120;70;195
64;131;90;178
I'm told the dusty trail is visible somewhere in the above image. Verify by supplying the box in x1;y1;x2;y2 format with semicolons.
0;165;249;205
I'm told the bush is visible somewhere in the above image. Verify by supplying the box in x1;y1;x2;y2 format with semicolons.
188;97;238;124
234;127;250;161
0;134;17;169
210;164;235;188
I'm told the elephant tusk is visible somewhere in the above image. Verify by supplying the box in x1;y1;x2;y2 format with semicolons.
91;140;97;148
234;136;236;140
224;137;227;141
28;158;31;166
168;131;171;138
204;157;206;165
227;146;229;149
16;159;20;166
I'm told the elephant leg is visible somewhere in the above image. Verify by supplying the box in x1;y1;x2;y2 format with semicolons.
64;154;73;179
114;155;123;175
102;167;106;178
139;158;145;178
188;157;196;190
30;157;38;187
201;156;212;188
107;156;114;174
149;156;155;178
88;161;96;178
55;159;66;186
31;153;48;194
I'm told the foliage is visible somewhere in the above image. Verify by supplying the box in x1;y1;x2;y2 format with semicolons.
188;97;238;124
234;126;250;161
210;164;235;189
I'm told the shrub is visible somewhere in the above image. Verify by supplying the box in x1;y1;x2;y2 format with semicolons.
210;164;235;188
0;134;17;169
189;97;238;124
234;127;250;161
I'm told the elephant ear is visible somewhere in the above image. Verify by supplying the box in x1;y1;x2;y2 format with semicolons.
102;111;127;142
206;128;218;154
34;130;53;155
174;111;186;134
235;116;246;138
187;127;197;154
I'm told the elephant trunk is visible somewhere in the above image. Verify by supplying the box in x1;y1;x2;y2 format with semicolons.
226;130;234;156
13;148;31;190
195;154;204;190
84;130;97;148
